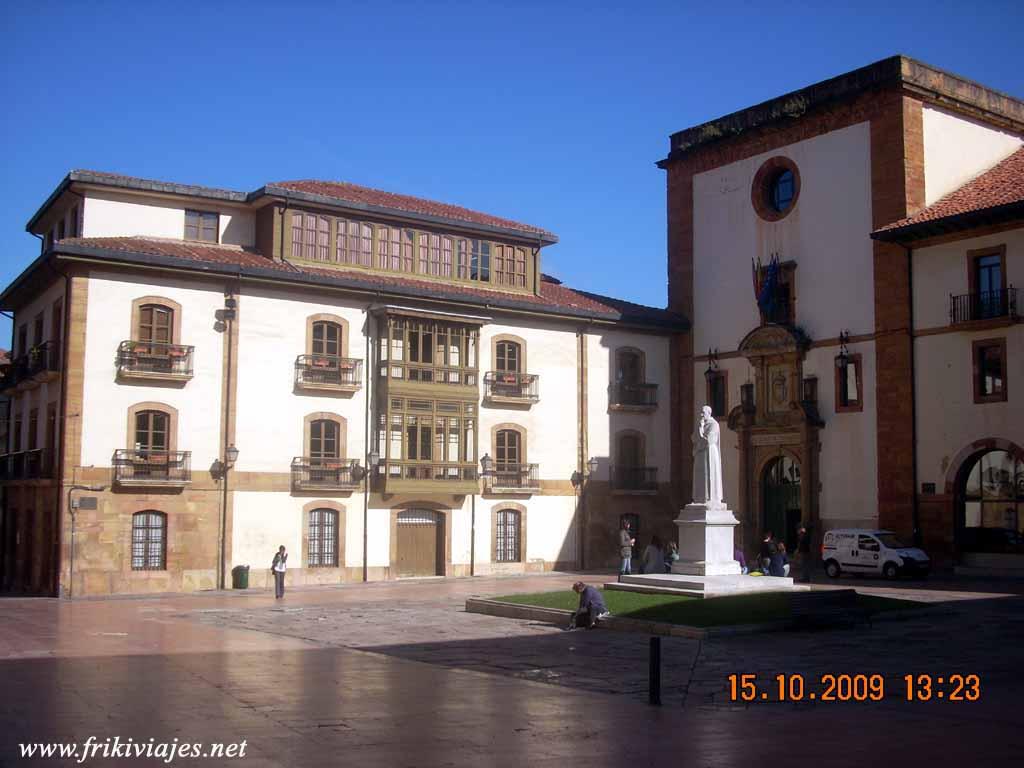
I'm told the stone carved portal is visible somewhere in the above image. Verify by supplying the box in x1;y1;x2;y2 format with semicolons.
728;325;823;559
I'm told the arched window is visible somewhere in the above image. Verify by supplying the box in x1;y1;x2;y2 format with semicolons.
308;508;339;567
961;450;1024;554
311;321;342;357
131;511;166;570
310;419;341;461
495;340;521;373
495;509;522;563
134;410;169;452
496;429;522;470
615;348;644;385
138;304;173;344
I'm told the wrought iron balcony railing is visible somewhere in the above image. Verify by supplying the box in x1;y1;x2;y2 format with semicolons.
117;340;194;380
294;355;363;390
25;341;61;380
950;287;1017;324
113;449;191;485
608;383;658;409
484;463;540;493
0;449;49;481
483;372;539;402
380;361;478;387
291;457;362;490
610;465;659;492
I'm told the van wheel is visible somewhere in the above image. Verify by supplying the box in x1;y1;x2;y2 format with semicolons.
824;560;841;579
883;562;899;580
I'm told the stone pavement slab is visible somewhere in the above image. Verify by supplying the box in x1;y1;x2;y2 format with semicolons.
2;572;1023;766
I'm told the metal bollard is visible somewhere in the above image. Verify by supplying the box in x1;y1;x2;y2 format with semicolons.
649;636;662;706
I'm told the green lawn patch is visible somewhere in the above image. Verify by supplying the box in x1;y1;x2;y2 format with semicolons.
491;589;922;628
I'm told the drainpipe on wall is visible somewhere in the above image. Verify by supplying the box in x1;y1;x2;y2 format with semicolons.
906;244;921;547
42;245;71;598
362;306;372;582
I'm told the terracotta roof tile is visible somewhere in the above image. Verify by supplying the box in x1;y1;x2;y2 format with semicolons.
267;180;555;239
54;237;681;327
875;146;1024;234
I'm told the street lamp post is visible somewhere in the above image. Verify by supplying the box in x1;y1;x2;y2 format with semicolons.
571;457;599;570
359;450;380;582
214;444;238;590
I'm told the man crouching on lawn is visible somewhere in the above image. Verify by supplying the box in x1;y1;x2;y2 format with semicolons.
568;581;610;630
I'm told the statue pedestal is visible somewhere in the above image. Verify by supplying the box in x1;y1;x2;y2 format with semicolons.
605;502;804;599
671;502;742;576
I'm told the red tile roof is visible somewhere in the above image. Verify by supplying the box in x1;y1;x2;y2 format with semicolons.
267;180;556;240
875;146;1024;235
53;237;682;327
30;171;557;243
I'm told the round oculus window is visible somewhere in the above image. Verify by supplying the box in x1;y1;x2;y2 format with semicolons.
751;157;800;222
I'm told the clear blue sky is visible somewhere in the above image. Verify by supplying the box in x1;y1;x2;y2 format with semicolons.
2;1;1022;343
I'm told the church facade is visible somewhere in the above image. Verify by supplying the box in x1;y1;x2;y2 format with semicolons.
661;56;1023;569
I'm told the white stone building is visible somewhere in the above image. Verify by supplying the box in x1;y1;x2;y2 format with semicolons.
0;172;684;596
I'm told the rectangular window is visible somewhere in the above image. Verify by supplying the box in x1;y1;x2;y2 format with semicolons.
28;409;38;451
51;299;63;349
835;353;863;413
184;210;218;242
967;246;1008;321
291;212;330;261
45;402;57;472
33;313;44;346
973;338;1007;403
470;240;490;281
57;219;66;241
707;370;728;419
494;245;527;287
17;325;27;356
69;205;79;238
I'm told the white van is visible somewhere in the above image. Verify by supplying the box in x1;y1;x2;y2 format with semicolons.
821;529;930;580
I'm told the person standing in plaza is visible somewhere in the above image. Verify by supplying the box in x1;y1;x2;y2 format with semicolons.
796;524;813;583
618;520;636;576
271;545;288;599
641;535;665;574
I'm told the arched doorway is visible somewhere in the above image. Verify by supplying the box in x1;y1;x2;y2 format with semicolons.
956;450;1024;556
763;456;801;551
395;509;443;577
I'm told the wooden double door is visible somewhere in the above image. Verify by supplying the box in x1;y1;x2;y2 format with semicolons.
395;510;444;577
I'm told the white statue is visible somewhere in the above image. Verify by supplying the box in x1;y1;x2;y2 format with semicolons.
693;405;723;507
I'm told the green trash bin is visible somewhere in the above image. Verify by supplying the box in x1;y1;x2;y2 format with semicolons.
231;565;250;589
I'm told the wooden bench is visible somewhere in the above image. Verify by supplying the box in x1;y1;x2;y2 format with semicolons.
789;589;872;630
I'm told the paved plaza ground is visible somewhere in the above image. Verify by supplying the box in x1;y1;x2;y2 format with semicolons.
2;571;1022;766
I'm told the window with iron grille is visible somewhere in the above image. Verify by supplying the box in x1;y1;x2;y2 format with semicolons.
131;511;167;570
308;508;338;567
495;509;521;563
185;210;218;242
